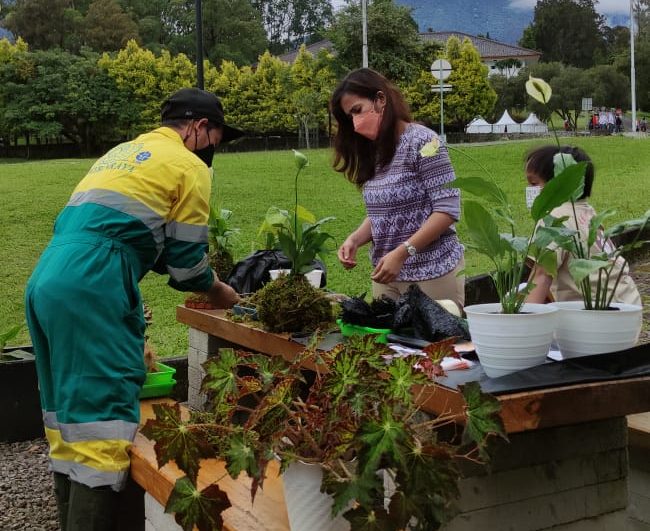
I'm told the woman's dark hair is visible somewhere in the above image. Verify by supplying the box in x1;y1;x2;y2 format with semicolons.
330;68;411;187
524;145;594;199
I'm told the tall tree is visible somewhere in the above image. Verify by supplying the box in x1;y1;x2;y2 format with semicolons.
83;0;140;52
202;0;268;65
329;0;439;83
252;0;333;54
3;0;83;52
521;0;606;68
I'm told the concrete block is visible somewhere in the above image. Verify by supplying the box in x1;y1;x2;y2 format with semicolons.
443;478;628;531
187;365;205;393
145;519;155;531
188;386;206;411
456;449;627;512
460;417;627;477
187;347;207;373
188;328;220;355
144;493;183;531
547;510;628;530
629;517;650;531
628;466;650;523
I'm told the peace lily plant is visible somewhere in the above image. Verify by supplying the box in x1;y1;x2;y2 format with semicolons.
525;76;649;311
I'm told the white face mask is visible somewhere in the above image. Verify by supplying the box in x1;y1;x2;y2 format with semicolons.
525;185;542;209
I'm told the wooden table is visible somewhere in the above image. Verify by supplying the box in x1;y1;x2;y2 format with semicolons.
130;398;290;531
130;305;650;531
176;305;650;434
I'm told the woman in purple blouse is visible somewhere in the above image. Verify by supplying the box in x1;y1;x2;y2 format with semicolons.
330;68;465;309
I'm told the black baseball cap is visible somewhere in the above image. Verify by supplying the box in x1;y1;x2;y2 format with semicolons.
161;87;244;143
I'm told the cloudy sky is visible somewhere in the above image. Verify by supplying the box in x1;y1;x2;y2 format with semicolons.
508;0;630;15
332;1;630;16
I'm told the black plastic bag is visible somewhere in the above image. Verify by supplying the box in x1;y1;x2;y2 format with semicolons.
226;250;327;294
339;294;396;329
393;285;470;342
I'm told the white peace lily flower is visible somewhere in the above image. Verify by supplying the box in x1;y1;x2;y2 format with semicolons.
553;152;577;177
525;75;552;104
292;149;308;169
419;137;441;157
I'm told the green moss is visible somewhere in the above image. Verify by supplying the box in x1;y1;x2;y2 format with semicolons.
253;275;333;333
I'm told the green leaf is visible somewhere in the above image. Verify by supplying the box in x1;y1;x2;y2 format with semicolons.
460;382;506;460
358;410;407;473
462;201;506;259
586;209;616;249
386;358;425;404
552;152;576;178
225;432;259;479
531;162;586;221
322;466;380;516
166;477;230;531
201;348;239;405
0;323;24;352
568;257;609;284
342;506;393;530
453;176;508;208
140;403;212;482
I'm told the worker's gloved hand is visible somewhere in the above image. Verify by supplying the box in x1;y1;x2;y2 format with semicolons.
207;280;240;309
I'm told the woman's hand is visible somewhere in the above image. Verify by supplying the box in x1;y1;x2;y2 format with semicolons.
371;246;408;284
338;235;359;269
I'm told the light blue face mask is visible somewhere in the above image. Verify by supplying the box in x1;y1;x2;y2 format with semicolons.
525;185;542;209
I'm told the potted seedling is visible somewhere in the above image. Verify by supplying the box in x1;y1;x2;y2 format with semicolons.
250;150;336;333
523;76;649;358
433;104;585;376
141;334;505;531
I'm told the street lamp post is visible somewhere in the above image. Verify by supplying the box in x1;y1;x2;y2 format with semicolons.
630;0;637;134
196;0;204;90
361;0;368;68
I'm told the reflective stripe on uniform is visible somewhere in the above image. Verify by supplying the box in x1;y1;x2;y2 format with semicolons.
165;220;208;243
167;253;210;283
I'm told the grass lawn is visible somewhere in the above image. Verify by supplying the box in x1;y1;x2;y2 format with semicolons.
1;135;648;356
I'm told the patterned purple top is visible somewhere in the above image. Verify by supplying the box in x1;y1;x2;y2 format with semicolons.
362;123;463;281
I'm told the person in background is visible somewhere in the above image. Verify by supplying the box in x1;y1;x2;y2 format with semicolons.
330;68;465;310
524;145;641;306
25;87;241;530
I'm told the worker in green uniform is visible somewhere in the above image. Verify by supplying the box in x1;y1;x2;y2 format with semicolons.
25;87;241;530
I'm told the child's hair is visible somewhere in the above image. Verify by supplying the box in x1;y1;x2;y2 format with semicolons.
524;145;593;199
330;68;411;187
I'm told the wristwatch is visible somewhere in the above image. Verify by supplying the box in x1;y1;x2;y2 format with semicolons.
403;241;417;257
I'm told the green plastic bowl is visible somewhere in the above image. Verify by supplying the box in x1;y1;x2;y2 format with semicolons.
140;362;176;399
336;319;392;344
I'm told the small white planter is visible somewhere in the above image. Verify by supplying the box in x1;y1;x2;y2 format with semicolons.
550;301;643;359
269;269;323;288
464;303;559;378
282;461;350;531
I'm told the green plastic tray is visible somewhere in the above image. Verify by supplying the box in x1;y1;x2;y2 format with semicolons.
140;362;176;399
336;319;392;344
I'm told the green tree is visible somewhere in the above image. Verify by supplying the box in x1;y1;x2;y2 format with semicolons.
252;0;333;54
522;0;606;68
328;0;439;83
3;0;83;52
0;48;133;153
83;0;140;52
404;36;496;131
585;64;630;109
488;72;528;121
202;0;268;66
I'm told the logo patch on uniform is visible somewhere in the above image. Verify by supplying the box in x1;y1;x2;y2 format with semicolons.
135;151;152;163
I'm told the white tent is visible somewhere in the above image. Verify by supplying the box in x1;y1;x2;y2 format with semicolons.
465;116;493;134
492;110;520;134
520;113;548;134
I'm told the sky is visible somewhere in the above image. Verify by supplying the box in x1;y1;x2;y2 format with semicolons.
508;0;631;15
332;1;631;17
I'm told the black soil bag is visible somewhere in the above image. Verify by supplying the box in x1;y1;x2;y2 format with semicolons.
226;250;326;294
393;285;470;342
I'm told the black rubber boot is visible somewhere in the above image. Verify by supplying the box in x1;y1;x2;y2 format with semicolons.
66;480;119;531
53;472;71;531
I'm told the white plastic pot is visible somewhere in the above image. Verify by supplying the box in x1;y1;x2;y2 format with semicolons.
282;461;350;531
464;303;559;378
550;301;642;359
269;269;323;288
